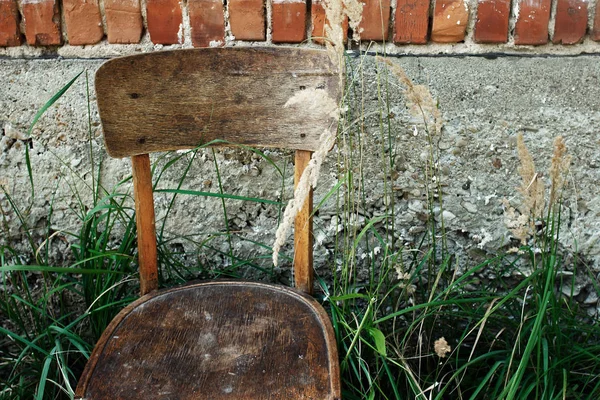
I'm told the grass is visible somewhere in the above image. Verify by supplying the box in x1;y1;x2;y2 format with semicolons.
1;53;599;400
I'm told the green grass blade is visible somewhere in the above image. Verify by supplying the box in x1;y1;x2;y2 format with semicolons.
0;265;126;275
367;327;387;356
155;189;282;205
25;71;84;202
35;344;57;400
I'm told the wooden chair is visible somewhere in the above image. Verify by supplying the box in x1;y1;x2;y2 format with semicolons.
74;48;341;399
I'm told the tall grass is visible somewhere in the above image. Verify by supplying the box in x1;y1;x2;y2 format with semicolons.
1;52;599;400
324;54;600;399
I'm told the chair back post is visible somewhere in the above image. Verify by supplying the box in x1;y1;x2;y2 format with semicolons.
294;150;314;295
131;153;159;295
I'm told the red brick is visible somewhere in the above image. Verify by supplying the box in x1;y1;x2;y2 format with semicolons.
104;0;143;44
358;0;391;41
146;0;183;44
0;0;21;46
513;0;551;45
229;0;264;41
593;3;600;41
431;0;469;43
189;0;225;47
311;0;348;44
22;0;61;45
474;0;510;43
63;0;103;45
552;0;587;44
394;0;429;44
272;0;306;43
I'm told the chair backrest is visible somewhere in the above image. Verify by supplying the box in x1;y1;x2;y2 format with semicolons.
95;47;340;296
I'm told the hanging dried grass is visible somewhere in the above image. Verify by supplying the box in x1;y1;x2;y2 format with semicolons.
271;0;364;266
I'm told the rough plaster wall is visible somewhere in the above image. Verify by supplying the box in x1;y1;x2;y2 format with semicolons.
1;55;600;285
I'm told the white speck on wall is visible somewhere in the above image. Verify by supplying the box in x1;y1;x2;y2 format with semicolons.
209;40;223;47
478;229;493;249
484;193;497;205
223;385;233;393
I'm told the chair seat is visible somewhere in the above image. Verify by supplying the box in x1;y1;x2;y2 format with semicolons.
75;281;340;399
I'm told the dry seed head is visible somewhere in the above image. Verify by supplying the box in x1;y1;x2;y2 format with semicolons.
434;337;451;358
548;136;571;210
516;133;545;220
516;133;536;195
504;134;571;245
377;57;443;136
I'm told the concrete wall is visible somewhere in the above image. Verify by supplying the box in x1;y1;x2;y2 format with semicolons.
1;1;600;306
2;54;600;279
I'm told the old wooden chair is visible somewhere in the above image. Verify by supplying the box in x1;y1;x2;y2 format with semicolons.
74;48;341;399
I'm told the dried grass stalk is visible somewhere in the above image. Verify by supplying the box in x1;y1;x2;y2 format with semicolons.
272;89;340;266
548;136;571;210
503;134;571;244
271;0;359;266
377;56;443;136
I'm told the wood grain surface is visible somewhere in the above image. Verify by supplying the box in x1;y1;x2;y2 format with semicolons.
75;281;341;399
95;47;340;158
82;48;342;399
294;150;314;295
131;154;159;295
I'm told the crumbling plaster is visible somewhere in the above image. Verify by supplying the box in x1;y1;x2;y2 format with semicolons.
1;54;600;283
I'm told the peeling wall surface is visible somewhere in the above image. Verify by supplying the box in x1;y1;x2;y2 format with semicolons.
1;54;599;279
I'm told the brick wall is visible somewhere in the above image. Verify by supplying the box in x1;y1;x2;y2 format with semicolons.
1;0;599;51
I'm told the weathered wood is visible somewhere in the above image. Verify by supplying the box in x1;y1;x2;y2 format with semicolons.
95;47;340;158
132;154;159;295
75;281;341;399
294;150;314;295
80;48;342;399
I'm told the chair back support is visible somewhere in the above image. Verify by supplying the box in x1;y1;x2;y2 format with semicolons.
95;48;340;158
95;48;340;296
